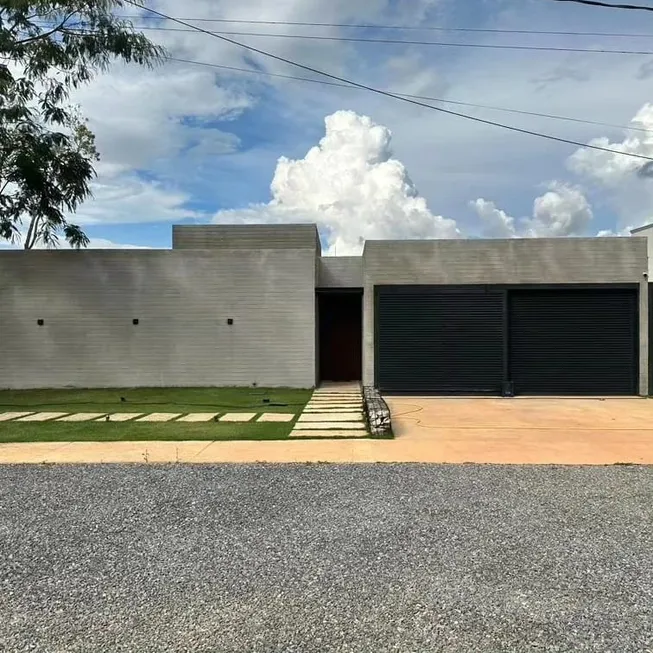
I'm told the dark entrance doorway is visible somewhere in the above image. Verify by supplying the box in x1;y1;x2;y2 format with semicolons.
318;290;363;382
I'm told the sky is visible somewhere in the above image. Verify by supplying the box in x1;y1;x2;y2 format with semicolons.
18;0;653;252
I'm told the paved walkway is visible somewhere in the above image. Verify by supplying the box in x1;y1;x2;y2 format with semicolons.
290;383;367;438
2;396;653;465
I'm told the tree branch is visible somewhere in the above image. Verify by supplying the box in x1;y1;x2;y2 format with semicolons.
16;12;78;46
24;214;40;249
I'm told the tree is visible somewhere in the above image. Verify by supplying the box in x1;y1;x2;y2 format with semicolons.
0;1;165;249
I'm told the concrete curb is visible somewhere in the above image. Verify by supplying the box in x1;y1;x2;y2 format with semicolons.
363;386;393;438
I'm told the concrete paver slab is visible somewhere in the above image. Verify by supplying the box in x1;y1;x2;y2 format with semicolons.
308;398;362;402
0;412;35;421
219;413;257;422
105;413;144;422
298;413;364;422
311;394;361;399
57;413;107;422
176;413;218;422
307;398;363;402
18;412;69;422
293;421;366;430
135;413;182;423
257;413;295;422
289;430;368;438
305;408;363;413
305;403;363;408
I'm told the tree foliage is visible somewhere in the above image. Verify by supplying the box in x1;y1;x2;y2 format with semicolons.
0;1;164;249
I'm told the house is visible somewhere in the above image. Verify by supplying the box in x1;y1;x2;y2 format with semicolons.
0;223;649;396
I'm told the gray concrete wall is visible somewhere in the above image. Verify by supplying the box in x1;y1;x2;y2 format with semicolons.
173;224;321;254
362;238;649;392
630;230;653;277
0;249;316;389
317;257;363;288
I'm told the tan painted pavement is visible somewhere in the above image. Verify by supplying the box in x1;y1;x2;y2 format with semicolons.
3;396;653;465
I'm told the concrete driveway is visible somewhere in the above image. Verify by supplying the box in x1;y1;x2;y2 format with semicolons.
386;396;653;465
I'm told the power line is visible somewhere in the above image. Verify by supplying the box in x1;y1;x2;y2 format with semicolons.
114;24;653;55
114;14;653;38
549;0;653;11
124;2;653;162
167;56;653;135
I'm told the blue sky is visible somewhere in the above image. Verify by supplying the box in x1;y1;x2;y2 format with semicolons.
58;0;653;251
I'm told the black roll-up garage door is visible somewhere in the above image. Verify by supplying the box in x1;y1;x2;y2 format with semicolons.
376;287;504;394
509;289;638;395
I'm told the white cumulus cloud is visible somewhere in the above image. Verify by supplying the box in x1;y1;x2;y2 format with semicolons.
567;103;653;186
213;110;460;254
472;182;593;238
566;103;653;231
470;199;517;238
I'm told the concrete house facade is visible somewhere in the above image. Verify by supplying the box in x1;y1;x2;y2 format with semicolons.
0;224;649;396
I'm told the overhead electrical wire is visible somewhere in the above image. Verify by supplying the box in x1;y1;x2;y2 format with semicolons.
167;56;653;135
106;24;653;55
113;14;653;38
124;2;653;162
548;0;653;11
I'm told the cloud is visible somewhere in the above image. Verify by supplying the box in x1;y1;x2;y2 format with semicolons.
524;182;594;237
567;103;653;187
72;64;252;172
565;102;653;231
472;182;593;238
72;169;200;226
0;235;150;250
73;238;151;250
470;199;517;238
596;227;633;237
531;55;593;91
213;110;460;254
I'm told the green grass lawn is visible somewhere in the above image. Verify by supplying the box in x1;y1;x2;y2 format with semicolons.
0;387;311;443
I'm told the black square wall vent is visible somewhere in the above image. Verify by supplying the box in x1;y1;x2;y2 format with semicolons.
37;319;44;326
133;319;139;325
227;318;234;325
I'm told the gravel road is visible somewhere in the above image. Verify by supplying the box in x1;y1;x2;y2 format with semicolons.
1;464;652;653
